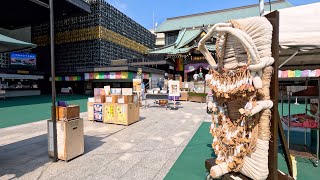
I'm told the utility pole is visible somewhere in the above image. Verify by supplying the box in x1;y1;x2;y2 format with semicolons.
259;0;265;16
49;0;58;162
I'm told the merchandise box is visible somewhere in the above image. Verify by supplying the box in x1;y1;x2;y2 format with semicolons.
111;88;121;95
103;103;117;123
87;102;94;121
122;88;133;95
94;88;106;96
104;86;111;95
115;102;140;125
48;118;84;161
133;102;140;121
133;95;139;103
106;95;118;103
88;97;94;102
56;105;80;121
94;95;106;103
117;95;133;104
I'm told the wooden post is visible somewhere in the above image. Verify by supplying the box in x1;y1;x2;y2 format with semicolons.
265;11;280;180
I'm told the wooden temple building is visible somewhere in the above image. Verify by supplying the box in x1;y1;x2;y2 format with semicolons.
148;0;292;82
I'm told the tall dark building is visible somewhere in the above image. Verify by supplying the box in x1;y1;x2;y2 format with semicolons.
31;0;163;93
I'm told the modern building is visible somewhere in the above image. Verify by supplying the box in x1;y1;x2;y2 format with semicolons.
30;0;164;94
150;29;165;48
149;0;292;82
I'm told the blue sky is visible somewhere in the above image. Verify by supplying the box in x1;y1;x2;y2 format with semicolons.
106;0;319;29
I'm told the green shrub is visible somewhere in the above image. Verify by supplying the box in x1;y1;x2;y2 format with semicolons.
188;92;208;97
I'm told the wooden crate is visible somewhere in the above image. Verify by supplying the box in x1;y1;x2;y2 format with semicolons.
48;118;84;161
56;105;80;121
115;103;138;125
105;95;118;103
189;95;206;103
117;95;133;104
103;103;117;123
179;91;189;101
87;102;94;121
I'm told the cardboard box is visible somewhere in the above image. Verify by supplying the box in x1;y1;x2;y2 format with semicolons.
88;97;94;102
87;102;94;121
95;95;106;103
117;95;133;104
94;88;105;96
93;103;103;122
122;88;133;95
111;88;121;95
133;102;140;121
115;103;139;125
56;105;80;121
48;118;84;161
133;95;139;103
106;95;118;103
103;103;117;123
104;86;110;95
180;91;189;101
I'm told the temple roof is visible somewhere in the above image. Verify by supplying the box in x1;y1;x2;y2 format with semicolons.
155;0;292;33
149;27;215;55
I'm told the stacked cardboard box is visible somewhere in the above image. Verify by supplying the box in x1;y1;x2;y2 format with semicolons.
48;118;84;161
49;103;84;161
88;88;140;125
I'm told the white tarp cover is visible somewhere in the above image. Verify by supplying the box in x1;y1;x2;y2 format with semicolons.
279;2;320;49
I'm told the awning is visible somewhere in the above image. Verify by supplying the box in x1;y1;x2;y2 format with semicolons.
0;74;44;80
279;2;320;50
277;2;320;68
0;34;36;53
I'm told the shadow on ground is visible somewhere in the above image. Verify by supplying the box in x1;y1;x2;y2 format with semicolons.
0;134;105;178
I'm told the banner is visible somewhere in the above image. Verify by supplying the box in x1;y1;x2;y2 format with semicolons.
168;80;180;97
132;79;142;93
175;57;184;71
10;52;36;67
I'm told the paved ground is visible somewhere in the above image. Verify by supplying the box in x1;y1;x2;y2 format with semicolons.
0;101;209;180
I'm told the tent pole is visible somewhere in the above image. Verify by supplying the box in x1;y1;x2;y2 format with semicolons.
49;0;58;162
279;50;300;68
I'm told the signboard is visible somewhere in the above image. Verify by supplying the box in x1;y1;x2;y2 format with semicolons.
10;52;36;67
133;79;141;93
168;80;180;97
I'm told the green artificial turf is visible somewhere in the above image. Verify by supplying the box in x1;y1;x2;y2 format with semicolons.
0;95;89;128
165;122;320;180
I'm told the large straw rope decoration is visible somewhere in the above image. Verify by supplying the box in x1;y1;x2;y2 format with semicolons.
199;17;274;180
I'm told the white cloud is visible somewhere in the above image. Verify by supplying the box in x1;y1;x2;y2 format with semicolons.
107;0;128;12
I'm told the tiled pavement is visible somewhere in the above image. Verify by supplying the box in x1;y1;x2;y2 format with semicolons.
0;101;209;180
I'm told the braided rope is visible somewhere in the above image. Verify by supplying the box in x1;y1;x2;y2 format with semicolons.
206;16;274;179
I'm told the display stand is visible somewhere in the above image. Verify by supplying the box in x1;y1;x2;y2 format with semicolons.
280;79;320;167
205;11;294;180
170;96;179;110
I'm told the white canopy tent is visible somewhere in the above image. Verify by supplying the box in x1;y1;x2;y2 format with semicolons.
277;2;320;68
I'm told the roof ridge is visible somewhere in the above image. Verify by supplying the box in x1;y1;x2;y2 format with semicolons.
167;0;287;21
174;28;188;47
177;29;203;49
